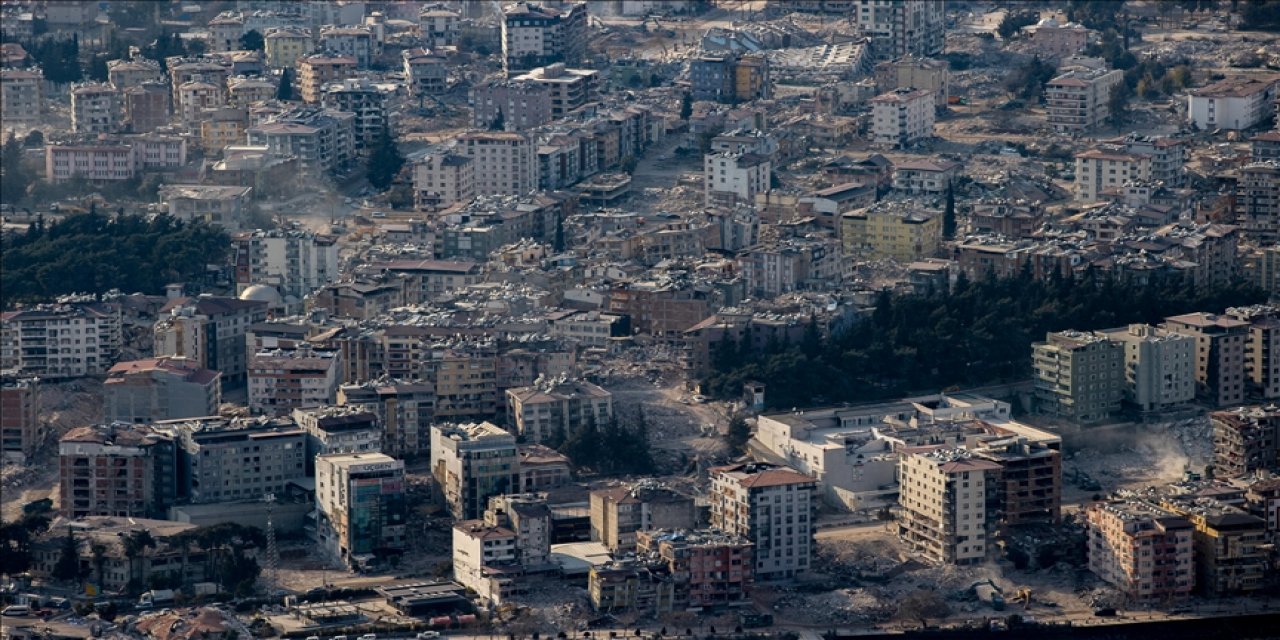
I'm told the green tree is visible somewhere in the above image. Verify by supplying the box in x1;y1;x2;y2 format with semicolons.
238;29;265;51
276;68;294;101
52;529;82;582
366;124;405;191
1241;0;1280;31
1107;82;1133;130
725;413;751;453
490;108;506;131
997;11;1039;39
942;182;957;240
1;131;29;205
679;92;693;120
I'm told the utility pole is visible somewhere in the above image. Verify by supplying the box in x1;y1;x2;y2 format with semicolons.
264;492;279;594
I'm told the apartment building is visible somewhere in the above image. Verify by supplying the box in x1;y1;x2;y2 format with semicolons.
1154;495;1267;594
870;88;934;149
1106;134;1188;187
1163;312;1250;407
293;406;381;467
316;452;406;569
208;12;246;52
1045;67;1123;132
850;0;945;60
704;152;771;209
226;76;275;108
1227;305;1280;400
709;462;816;580
588;562;675;614
158;184;253;230
873;57;949;108
246;107;356;174
232;228;340;299
419;5;460;48
1074;148;1152;203
431;421;520;520
501;2;588;76
319;26;376;69
71;83;123;134
505;378;612;444
519;444;571;492
1086;499;1194;602
402;47;448;97
1096;325;1197;413
840;201;941;261
590;482;697;552
297;54;358;103
104;357;221;424
636;529;754;608
514;64;597;116
459;131;539;196
453;520;521;604
892;159;960;194
485;493;553;569
337;381;436;457
200;106;248;155
1029;20;1092;59
1033;330;1125;423
122;83;171;133
1212;406;1280;479
177;80;227;129
470;79;554;131
44;141;139;182
1237;161;1280;243
248;347;341;415
264;27;312;70
167;58;232;106
0;377;40;460
1188;75;1280;131
106;57;162;89
59;424;176;519
898;449;1000;566
155;415;306;504
154;296;269;388
413;153;476;211
1;68;43;126
0;302;122;379
321;78;388;149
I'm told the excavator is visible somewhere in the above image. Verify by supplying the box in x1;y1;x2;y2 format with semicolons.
1010;587;1034;610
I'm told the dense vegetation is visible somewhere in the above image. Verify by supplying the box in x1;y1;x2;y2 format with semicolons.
1;211;229;308
546;408;656;476
701;270;1267;411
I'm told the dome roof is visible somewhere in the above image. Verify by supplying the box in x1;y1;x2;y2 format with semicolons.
240;284;282;304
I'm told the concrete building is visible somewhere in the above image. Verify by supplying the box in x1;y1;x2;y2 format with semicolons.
158;184;253;230
505;378;612;444
588;561;675;614
71;83;123;134
485;493;553;569
1212;406;1280;479
316;452;406;569
1045;67;1123;132
319;26;377;69
59;423;176;519
0;377;40;460
43;142;139;182
155;415;306;504
107;57;163;89
232;228;340;299
337;381;436;457
0;68;42;127
1028;19;1092;59
470;79;553;131
636;529;753;608
1106;134;1188;187
869;87;934;148
501;2;588;76
1154;495;1267;595
1163;312;1250;407
892;158;960;194
431;421;520;520
154;296;269;388
264;27;312;69
208;13;246;53
514;64;597;116
1;302;122;379
1237;161;1280;243
1096;325;1197;413
689;53;771;104
850;0;945;60
419;5;460;48
452;520;521;604
898;449;1001;566
873;57;949;108
519;444;572;492
709;462;815;580
1188;75;1280;131
840;201;940;261
1074;148;1152;203
704;151;771;209
459;131;539;196
402;47;449;98
293;406;382;464
321;78;388;149
297;54;358;104
104;357;222;424
201;106;249;155
1033;330;1125;423
1086;499;1194;602
177;80;226;129
413;153;476;211
1226;305;1280;401
226;76;276;108
246;106;356;174
248;347;341;414
590;481;697;552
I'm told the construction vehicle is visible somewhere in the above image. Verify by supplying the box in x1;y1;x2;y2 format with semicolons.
971;580;1004;611
1011;587;1033;610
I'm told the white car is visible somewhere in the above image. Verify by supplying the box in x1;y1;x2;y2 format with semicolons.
2;605;31;616
417;633;441;639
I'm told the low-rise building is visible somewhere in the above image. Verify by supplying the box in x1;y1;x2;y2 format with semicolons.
453;520;522;604
316;452;406;569
519;444;572;492
1074;148;1152;203
1188;75;1280;131
588;561;675;614
1086;499;1195;602
104;357;222;424
892;159;960;194
590;481;697;552
264;27;312;70
870;88;934;148
402;47;448;97
431;421;520;520
158;185;253;230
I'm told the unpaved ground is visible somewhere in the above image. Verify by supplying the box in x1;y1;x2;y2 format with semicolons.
1;379;103;521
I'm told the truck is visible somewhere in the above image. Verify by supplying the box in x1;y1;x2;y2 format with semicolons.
138;589;176;608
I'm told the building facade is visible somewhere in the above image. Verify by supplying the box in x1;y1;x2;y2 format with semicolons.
1;302;122;379
1086;499;1195;602
709;462;815;580
104;357;222;424
431;421;520;520
1033;330;1125;423
869;88;934;148
316;452;406;568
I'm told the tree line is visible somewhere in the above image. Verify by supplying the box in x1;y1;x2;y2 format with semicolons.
545;407;656;476
701;269;1267;411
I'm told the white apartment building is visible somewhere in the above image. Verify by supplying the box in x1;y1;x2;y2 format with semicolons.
1045;67;1123;132
870;88;934;149
0;303;122;379
71;83;123;134
704;151;772;208
44;143;137;182
1;68;43;126
851;0;945;60
431;422;520;520
1097;325;1197;413
413;153;475;211
315;452;406;569
459;131;538;197
452;520;519;604
177;80;226;128
319;26;377;69
898;449;1001;566
1188;75;1280;131
513;64;597;116
710;462;816;580
232;228;339;299
419;5;460;49
501;2;588;76
403;48;449;97
505;379;613;444
1073;148;1152;203
321;78;387;149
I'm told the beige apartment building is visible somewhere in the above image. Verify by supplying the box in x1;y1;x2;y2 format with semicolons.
1226;305;1280;400
506;378;612;444
1074;148;1152;203
452;520;520;604
869;87;934;148
873;56;949;108
71;82;123;134
402;48;449;97
264;27;312;70
297;54;357;103
1086;499;1194;602
413;152;475;211
514;63;597;116
590;482;697;552
459;131;539;197
1045;67;1123;132
1032;330;1125;423
431;421;520;520
1;68;43;127
1096;324;1197;413
1212;405;1280;479
1154;495;1268;595
710;462;816;580
1163;312;1249;407
898;449;1001;566
107;57;162;89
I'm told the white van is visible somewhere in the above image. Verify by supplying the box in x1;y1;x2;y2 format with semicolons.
2;604;31;616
